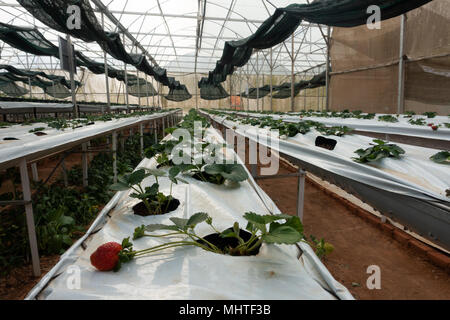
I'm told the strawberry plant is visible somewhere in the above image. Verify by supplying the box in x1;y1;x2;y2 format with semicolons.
353;140;406;163
378;115;399;123
28;127;46;133
408;118;427;126
0;122;12;128
403;111;416;118
423;112;437;119
91;212;310;271
315;124;353;137
110;168;186;216
430;151;450;165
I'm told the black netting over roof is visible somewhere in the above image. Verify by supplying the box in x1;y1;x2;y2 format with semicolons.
18;0;185;90
199;82;229;101
128;80;158;98
44;82;72;99
0;65;80;89
0;22;59;57
0;81;29;97
240;85;273;99
199;0;433;88
164;85;192;102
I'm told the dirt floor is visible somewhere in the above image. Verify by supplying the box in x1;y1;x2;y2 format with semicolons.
0;149;89;300
254;160;450;300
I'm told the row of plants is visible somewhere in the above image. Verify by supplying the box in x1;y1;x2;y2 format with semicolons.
0;131;156;275
213;111;354;138
206;110;449;168
1;109;179;133
209;108;450;130
114;110;251;217
90;110;334;272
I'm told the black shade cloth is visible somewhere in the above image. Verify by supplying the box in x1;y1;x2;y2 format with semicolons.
18;0;187;91
0;65;80;89
0;81;29;97
164;85;192;102
199;0;432;88
199;82;230;100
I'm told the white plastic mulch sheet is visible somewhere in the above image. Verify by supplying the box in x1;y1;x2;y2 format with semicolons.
210;114;450;202
227;111;450;141
0;101;74;114
28;129;353;300
0;111;174;168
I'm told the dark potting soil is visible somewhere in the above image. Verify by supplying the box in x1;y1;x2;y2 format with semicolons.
315;136;337;151
132;197;181;216
197;228;261;256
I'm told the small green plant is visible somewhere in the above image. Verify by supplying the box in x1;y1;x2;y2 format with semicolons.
423;112;437;119
110;168;187;216
175;163;248;186
353;140;406;163
29;127;46;133
403;111;416;118
430;151;450;165
106;212;308;271
316;125;353;137
408;118;427;126
0;122;12;128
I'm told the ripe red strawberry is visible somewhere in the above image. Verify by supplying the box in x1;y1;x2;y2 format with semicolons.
90;242;122;271
427;123;434;127
432;125;439;131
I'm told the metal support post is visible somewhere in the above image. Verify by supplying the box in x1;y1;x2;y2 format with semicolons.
297;169;306;222
19;158;41;277
82;143;89;187
140;123;144;157
31;163;39;182
397;14;406;115
112;132;118;183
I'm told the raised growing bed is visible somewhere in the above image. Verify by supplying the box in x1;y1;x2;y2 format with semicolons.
25;111;353;300
203;110;450;252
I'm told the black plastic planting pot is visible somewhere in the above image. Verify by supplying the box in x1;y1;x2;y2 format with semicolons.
315;136;337;151
132;197;181;217
197;228;261;256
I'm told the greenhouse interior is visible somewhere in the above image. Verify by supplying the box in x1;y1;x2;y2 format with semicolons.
0;0;449;303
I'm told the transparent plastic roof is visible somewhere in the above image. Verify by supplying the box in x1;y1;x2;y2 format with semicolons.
0;0;328;76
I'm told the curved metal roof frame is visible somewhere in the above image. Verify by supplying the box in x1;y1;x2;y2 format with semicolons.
0;0;328;77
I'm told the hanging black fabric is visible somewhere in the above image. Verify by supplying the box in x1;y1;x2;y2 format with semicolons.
0;65;80;89
18;0;186;91
44;83;72;99
199;0;432;88
164;85;192;102
200;82;230;101
0;22;59;57
128;80;158;98
240;85;274;99
0;81;29;97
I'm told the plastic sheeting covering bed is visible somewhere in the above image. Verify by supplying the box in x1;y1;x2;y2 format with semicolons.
0;111;177;170
224;111;450;141
0;101;74;114
25;128;353;300
204;112;450;251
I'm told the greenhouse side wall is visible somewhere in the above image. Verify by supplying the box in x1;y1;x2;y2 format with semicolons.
329;0;450;115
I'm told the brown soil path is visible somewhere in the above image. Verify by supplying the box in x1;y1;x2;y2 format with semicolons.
254;161;450;300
